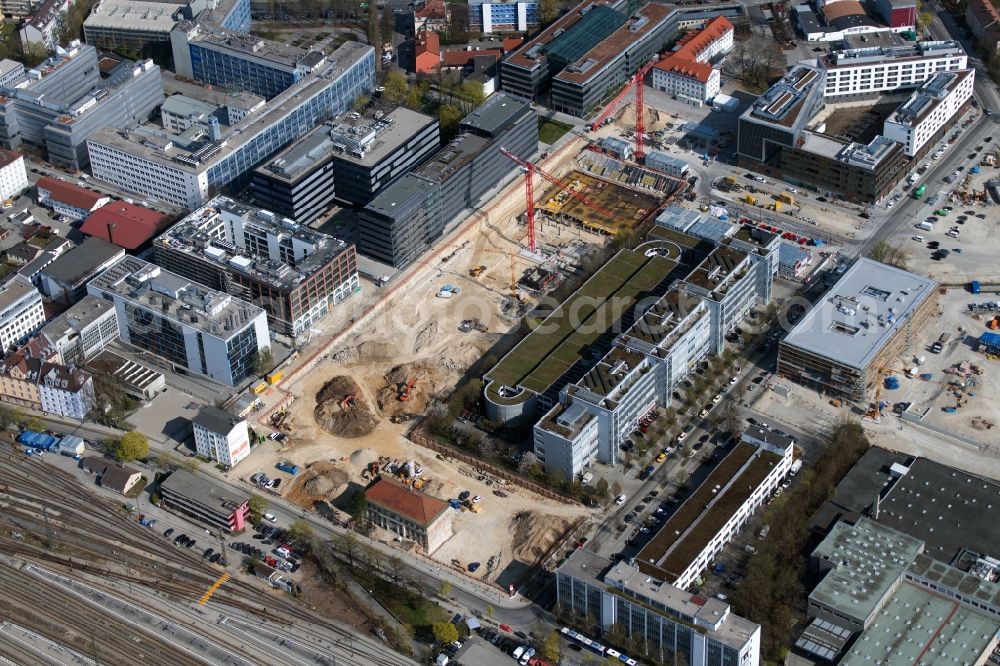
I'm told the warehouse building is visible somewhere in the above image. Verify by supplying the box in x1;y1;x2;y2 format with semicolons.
0;44;164;171
357;94;536;268
557;549;761;666
500;0;679;116
778;258;937;402
152;196;358;337
250;105;439;219
87;42;375;210
87;256;270;387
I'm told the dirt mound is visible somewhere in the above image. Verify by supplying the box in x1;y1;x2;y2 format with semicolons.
376;362;442;415
358;340;394;361
314;376;378;438
510;511;574;563
285;461;350;510
412;320;439;355
349;447;377;467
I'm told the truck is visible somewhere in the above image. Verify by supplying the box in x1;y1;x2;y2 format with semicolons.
789;459;803;476
930;332;951;354
971;280;981;294
275;461;299;475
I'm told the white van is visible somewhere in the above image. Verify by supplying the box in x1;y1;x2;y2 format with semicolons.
916;221;933;231
264;512;277;523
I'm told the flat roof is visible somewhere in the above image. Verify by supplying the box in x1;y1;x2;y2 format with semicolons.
191;26;328;72
160;468;248;511
841;581;1000;666
0;275;39;313
876;457;1000;563
161;94;219;119
459;93;531;136
886;69;973;129
485;242;681;405
809;446;909;534
40;237;123;287
84;0;181;31
780;258;936;371
637;443;782;583
742;64;822;129
412;132;491;184
809;518;924;621
504;1;611;71
42;294;115;339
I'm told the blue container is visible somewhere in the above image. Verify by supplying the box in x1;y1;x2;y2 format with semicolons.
885;377;900;390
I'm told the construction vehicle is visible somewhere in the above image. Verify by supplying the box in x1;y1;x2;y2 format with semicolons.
464;500;481;513
339;394;356;410
864;366;892;423
398;377;416;402
498;147;613;252
469;264;486;278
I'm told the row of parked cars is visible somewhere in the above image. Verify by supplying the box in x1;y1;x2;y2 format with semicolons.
475;627;546;665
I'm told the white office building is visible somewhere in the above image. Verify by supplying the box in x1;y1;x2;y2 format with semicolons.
192;405;250;467
821;39;967;99
883;69;975;156
87;256;270;387
0;276;45;351
0;149;28;202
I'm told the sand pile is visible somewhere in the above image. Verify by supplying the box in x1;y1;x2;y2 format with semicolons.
510;511;574;562
376;362;442;415
314;376;378;438
284;462;351;509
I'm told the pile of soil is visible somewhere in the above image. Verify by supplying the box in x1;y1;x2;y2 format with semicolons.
285;461;350;510
376;362;440;416
510;511;574;563
314;376;378;438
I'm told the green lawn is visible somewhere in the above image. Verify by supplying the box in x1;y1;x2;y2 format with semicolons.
538;118;573;144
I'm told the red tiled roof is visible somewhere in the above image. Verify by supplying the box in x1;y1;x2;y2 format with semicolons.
415;0;447;19
416;29;439;57
37;177;108;212
822;0;865;20
80;202;171;250
365;477;448;526
653;16;732;84
442;48;501;68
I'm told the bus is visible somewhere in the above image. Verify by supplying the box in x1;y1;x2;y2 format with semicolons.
913;184;927;198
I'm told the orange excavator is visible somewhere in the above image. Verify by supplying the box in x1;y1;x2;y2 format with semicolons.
398;378;416;402
340;394;356;410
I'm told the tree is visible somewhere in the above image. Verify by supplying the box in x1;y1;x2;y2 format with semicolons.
432;621;459;644
438;103;463;142
440;580;452;597
287;519;314;545
539;630;561;662
248;494;268;521
254;347;275;375
720;400;742;437
518;451;542;476
155;451;180;471
916;11;933;31
0;404;19;430
456;80;485;114
447;4;469;43
727;36;784;89
367;7;381;72
381;7;394;47
112;431;149;462
595;477;609;499
381;71;409;106
611;480;622;498
867;240;909;270
539;0;559;25
348;489;368;523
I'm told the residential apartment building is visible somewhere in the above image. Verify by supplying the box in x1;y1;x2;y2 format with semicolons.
41;295;120;365
171;23;330;99
38;237;126;306
0;338;58;409
500;0;679;116
778;258;938;401
820;39;967;100
365;477;453;554
557;550;761;666
159;469;250;532
0;340;96;418
0;149;28;202
967;0;1000;57
36;177;111;221
86;256;270;387
87;42;375;210
250;105;439;218
38;362;96;419
0;44;164;171
19;0;71;49
192;405;250;467
651;16;733;103
468;0;539;33
357;94;536;267
0;276;46;352
883;69;975;156
152;196;359;337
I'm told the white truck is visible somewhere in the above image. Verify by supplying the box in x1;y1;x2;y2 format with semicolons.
789;459;803;476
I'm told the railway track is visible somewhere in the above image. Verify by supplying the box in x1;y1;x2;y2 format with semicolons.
0;449;415;666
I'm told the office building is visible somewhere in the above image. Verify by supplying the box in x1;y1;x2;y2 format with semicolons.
0;60;25;88
19;0;71;49
152;196;358;336
468;0;539;33
557;549;761;666
357;94;536;268
0;44;164;171
500;0;679;116
0;149;28;202
40;294;120;365
87;256;270;387
80;201;172;251
192;405;250;467
820;38;967;100
883;69;975;156
160;94;220;132
87;42;375;210
250;105;439;218
737;64;826;164
365;477;453;554
651;16;733;103
36;177;111;221
0;276;45;352
39;237;126;306
778;258;937;402
171;23;331;100
159;469;250;532
84;0;185;62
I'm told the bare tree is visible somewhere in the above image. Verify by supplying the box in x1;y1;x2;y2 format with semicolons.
867;240;910;270
727;36;784;89
518;451;542;476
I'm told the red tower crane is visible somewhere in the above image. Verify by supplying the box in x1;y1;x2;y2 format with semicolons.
587;58;659;161
499;147;613;253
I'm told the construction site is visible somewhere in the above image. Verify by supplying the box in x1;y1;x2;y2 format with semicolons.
242;88;691;583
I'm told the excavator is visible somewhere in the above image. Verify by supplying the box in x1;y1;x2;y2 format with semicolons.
398;378;416;402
